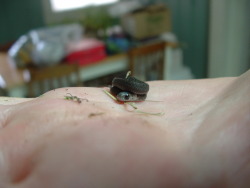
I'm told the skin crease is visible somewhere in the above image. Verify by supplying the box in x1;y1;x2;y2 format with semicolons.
0;70;249;188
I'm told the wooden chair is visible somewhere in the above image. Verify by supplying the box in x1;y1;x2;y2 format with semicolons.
128;41;166;81
27;64;82;97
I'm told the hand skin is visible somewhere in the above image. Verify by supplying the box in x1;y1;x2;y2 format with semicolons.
0;70;249;188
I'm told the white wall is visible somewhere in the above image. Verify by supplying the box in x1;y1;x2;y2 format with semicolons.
42;0;89;24
42;0;117;24
208;0;250;77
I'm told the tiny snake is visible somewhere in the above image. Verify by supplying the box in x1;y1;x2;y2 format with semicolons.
110;75;149;102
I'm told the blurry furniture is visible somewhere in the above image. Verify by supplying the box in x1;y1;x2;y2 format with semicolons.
27;64;82;97
0;41;15;53
2;41;179;97
0;52;27;97
128;41;166;81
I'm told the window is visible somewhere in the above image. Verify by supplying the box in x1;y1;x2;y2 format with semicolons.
50;0;119;12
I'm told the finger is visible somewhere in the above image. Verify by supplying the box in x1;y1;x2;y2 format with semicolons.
0;97;34;105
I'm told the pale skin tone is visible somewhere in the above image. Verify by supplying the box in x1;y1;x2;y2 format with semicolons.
0;70;249;188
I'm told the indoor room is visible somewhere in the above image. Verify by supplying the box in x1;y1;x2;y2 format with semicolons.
1;0;249;97
0;1;250;187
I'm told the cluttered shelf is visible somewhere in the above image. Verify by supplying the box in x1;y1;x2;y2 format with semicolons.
0;40;179;97
0;3;192;97
0;52;125;88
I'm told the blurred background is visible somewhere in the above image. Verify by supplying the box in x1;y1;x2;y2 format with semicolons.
0;0;249;98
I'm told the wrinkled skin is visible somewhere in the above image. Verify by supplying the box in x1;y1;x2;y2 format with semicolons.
0;70;249;188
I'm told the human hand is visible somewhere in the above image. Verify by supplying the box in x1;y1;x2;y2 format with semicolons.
0;70;249;188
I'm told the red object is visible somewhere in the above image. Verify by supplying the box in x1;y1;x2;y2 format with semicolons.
65;39;106;66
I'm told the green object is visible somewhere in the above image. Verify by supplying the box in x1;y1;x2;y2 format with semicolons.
81;7;117;34
0;0;45;44
159;0;209;78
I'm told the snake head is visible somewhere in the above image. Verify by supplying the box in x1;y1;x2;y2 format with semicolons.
116;91;138;102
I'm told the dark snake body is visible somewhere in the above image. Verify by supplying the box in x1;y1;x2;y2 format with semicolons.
111;76;149;102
